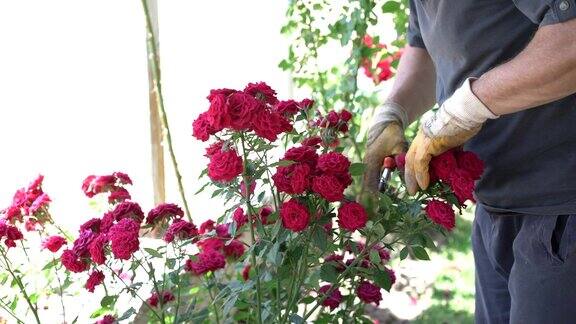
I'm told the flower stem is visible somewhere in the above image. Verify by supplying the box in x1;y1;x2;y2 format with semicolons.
0;249;41;324
0;298;25;324
239;134;263;324
206;279;221;324
51;256;66;323
141;0;192;222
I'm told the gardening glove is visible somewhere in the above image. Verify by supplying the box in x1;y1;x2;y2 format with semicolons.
362;102;408;194
404;78;499;195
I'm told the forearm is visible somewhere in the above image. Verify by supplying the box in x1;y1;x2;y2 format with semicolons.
387;45;436;123
473;18;576;115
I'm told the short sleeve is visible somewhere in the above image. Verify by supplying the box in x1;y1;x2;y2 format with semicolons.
407;0;426;48
513;0;576;26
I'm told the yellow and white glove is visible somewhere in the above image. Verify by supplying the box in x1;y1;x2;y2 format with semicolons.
363;102;408;193
404;78;499;194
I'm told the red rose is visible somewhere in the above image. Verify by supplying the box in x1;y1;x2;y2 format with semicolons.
280;199;310;232
85;270;105;293
259;206;274;225
395;152;406;170
226;92;261;130
430;150;458;182
205;141;224;157
185;249;226;275
337;202;368;232
112;201;144;223
61;249;89;273
449;169;476;205
28;193;50;214
72;230;97;258
274;100;300;115
147;291;175;308
89;233;109;265
223;239;245;259
318;285;343;311
339;109;352;122
424;200;455;231
375;58;393;83
233;207;248;228
240;181;255;198
206;91;234;131
272;163;311;195
96;315;116;324
146;203;184;225
284;146;318;168
199;220;215;234
216;224;231;238
455;150;484;180
324;254;346;272
42;235;67;253
108;188;131;204
299;98;314;110
317;152;350;176
251;110;293;142
164;220;198;243
356;281;382;305
386;267;397;285
192;112;215;141
242;264;251;281
207;149;243;183
207;88;236;101
100;212;115;233
312;175;344;202
301;136;322;147
108;219;140;260
326;111;340;126
243;82;278;105
197;237;224;252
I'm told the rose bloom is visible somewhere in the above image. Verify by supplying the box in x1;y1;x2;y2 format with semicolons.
185;249;226;275
146;203;184;225
339;109;352;122
280;199;310;232
148;291;175;308
272;163;311;195
455;150;485;180
28;193;51;214
80;218;101;233
96;315;117;324
60;249;89;273
89;233;109;265
317;152;350;176
395;152;407;170
274;99;300;115
196;237;224;252
207;149;243;183
430;150;458;183
357;281;382;305
72;230;97;258
337;202;368;232
425;200;456;231
163;220;198;243
233;207;248;228
192;112;215;142
42;235;67;253
206;91;234;131
111;201;144;223
449;169;476;205
243;82;278;105
284;146;318;168
240;181;256;198
301;136;322;147
108;188;131;204
108;219;140;260
223;239;246;259
312;175;345;202
205;141;224;158
199;220;215;234
259;206;274;225
251;110;293;142
318;285;343;311
242;264;251;281
85;270;105;293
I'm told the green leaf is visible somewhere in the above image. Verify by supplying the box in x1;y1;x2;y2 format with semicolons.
144;248;163;258
373;269;392;291
412;246;430;260
100;295;118;308
382;1;401;13
320;264;338;283
369;249;381;264
118;307;136;321
349;162;366;176
312;227;328;252
301;296;315;304
270;159;296;168
9;296;18;311
400;246;409;260
42;259;59;271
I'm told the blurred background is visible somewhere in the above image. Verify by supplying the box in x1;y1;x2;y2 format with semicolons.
0;1;474;323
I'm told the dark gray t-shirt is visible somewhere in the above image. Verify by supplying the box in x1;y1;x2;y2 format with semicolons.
407;0;576;215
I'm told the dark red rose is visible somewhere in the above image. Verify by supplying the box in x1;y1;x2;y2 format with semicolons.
259;206;274;225
430;150;458;183
164;220;198;243
284;146;318;168
226;92;262;130
147;291;175;308
223;239;245;259
207;88;236;101
108;219;140;260
242;264;251;281
299;98;314;110
317;152;350;176
318;285;343;311
205;141;224;158
85;270;105;293
96;315;116;324
424;200;455;231
207;149;243;183
356;281;382;305
89;233;108;265
199;220;215;234
325;111;340;126
272;163;311;195
339;109;352;122
301;136;322;147
60;249;89;273
337;202;367;232
197;237;224;252
243;82;278;105
449;170;476;205
192;112;215;141
251;110;293;142
42;235;67;253
312;175;344;202
146;203;184;225
455;150;484;180
233;207;248;228
72;230;97;258
274;100;300;115
112;201;144;223
185;249;226;275
280;199;310;232
395;152;407;170
206;91;234;131
108;188;131;204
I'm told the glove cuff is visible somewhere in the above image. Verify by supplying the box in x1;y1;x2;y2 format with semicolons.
443;78;498;130
366;102;408;146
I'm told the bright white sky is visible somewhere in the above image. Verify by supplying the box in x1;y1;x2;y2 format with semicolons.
0;1;293;230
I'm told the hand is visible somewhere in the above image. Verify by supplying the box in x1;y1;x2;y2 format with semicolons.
362;102;408;194
404;78;499;195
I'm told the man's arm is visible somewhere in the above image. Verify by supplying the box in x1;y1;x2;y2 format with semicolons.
473;18;576;114
387;45;437;123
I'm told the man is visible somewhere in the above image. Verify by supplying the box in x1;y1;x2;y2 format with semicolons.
363;1;576;323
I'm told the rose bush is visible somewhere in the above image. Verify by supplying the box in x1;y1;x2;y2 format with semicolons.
0;81;482;323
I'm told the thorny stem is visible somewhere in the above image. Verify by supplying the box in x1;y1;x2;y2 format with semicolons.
206;279;221;324
240;134;263;324
52;257;66;323
141;0;192;222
